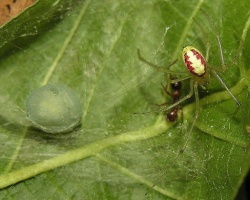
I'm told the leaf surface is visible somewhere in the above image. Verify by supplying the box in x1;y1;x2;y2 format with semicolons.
0;0;250;199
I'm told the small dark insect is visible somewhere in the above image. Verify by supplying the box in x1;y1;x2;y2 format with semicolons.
160;76;182;122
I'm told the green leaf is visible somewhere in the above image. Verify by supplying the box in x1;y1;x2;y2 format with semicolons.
0;0;250;199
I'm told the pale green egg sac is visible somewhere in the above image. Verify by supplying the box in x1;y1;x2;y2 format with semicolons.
26;84;82;133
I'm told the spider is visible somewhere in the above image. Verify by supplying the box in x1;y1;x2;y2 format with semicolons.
137;14;240;154
138;11;241;194
137;11;240;195
138;46;240;145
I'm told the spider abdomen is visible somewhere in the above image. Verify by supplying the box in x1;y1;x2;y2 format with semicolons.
183;46;206;77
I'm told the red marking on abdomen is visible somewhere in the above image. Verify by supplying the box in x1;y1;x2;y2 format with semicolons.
191;49;206;67
184;53;195;72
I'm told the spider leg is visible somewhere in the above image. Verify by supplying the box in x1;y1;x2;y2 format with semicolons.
145;81;196;195
169;76;190;83
134;79;192;115
158;79;194;113
212;70;241;106
200;9;226;71
179;81;199;154
199;10;240;106
137;49;185;75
